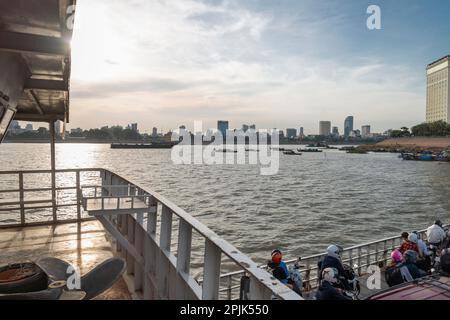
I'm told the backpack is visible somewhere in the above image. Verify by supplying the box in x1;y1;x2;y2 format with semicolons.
385;267;405;287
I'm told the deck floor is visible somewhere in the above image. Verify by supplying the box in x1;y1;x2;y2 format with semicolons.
0;221;131;300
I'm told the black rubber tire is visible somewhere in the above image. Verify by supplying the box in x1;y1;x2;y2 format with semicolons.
0;263;48;294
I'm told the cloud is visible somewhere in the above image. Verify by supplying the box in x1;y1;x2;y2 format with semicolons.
69;0;428;133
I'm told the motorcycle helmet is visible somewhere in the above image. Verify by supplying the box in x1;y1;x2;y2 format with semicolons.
408;233;418;244
327;245;343;257
271;249;282;264
390;249;403;263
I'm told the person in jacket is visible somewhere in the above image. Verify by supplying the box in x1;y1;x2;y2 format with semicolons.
387;249;403;269
267;249;290;285
398;250;427;281
412;231;431;271
399;233;419;254
427;220;446;246
315;268;352;301
318;245;349;289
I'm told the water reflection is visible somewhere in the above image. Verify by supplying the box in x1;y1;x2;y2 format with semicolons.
1;143;450;265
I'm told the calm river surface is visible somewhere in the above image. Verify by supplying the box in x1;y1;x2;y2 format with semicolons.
1;143;450;265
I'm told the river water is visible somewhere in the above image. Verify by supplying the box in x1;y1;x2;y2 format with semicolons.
1;143;449;266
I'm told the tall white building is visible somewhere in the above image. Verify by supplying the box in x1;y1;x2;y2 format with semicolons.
426;55;450;123
319;121;331;136
361;125;371;137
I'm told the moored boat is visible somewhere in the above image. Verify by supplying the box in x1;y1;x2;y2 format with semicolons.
283;150;302;156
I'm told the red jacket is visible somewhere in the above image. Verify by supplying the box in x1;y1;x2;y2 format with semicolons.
399;241;419;254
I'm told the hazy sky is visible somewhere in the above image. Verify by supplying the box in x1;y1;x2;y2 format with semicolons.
68;0;450;134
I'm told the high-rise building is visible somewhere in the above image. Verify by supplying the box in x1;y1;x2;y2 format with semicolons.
152;127;158;137
361;125;371;137
217;121;229;137
54;120;61;137
344;116;354;138
426;55;450;123
299;127;304;138
130;123;138;132
319;121;331;136
286;128;297;139
332;126;339;136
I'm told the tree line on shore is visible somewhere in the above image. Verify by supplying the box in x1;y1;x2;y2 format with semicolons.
390;121;450;138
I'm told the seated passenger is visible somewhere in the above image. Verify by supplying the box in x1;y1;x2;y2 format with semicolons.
427;220;446;247
385;250;405;287
318;245;349;288
387;249;403;269
398;250;427;281
315;268;352;301
412;231;431;271
399;233;419;255
386;250;426;287
267;249;290;285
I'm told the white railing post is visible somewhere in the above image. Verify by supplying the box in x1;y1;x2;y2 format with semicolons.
126;214;136;275
160;205;173;252
134;218;144;293
249;275;273;300
156;205;173;299
176;219;192;299
202;239;222;300
76;170;81;221
18;172;25;226
357;247;362;275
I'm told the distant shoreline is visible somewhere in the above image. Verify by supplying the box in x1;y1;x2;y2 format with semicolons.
3;139;364;146
361;136;450;152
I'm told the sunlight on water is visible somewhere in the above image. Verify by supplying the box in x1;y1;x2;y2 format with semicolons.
1;143;450;265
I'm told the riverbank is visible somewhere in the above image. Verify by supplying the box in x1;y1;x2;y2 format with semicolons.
360;137;450;152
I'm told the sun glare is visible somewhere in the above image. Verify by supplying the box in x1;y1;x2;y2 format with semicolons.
71;1;131;82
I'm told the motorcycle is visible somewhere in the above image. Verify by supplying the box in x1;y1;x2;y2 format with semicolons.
338;264;360;300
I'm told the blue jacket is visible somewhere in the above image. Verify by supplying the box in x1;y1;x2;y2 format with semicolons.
268;261;290;284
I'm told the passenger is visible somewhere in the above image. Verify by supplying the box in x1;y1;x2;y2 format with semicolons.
398;250;427;281
399;233;419;255
427;220;446;247
412;231;431;271
387;249;403;268
267;249;290;285
315;268;352;301
401;232;409;243
385;250;405;287
318;245;349;289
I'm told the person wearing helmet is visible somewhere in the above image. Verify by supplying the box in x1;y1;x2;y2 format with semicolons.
317;245;349;290
315;268;351;301
385;249;405;287
411;231;429;258
387;249;403;268
267;249;290;285
427;220;446;247
412;231;431;271
399;233;419;255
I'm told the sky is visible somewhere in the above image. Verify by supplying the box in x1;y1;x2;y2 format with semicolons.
67;0;450;134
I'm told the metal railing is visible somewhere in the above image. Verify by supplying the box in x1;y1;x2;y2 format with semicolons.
0;168;103;228
0;168;301;300
217;228;437;299
86;169;301;300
